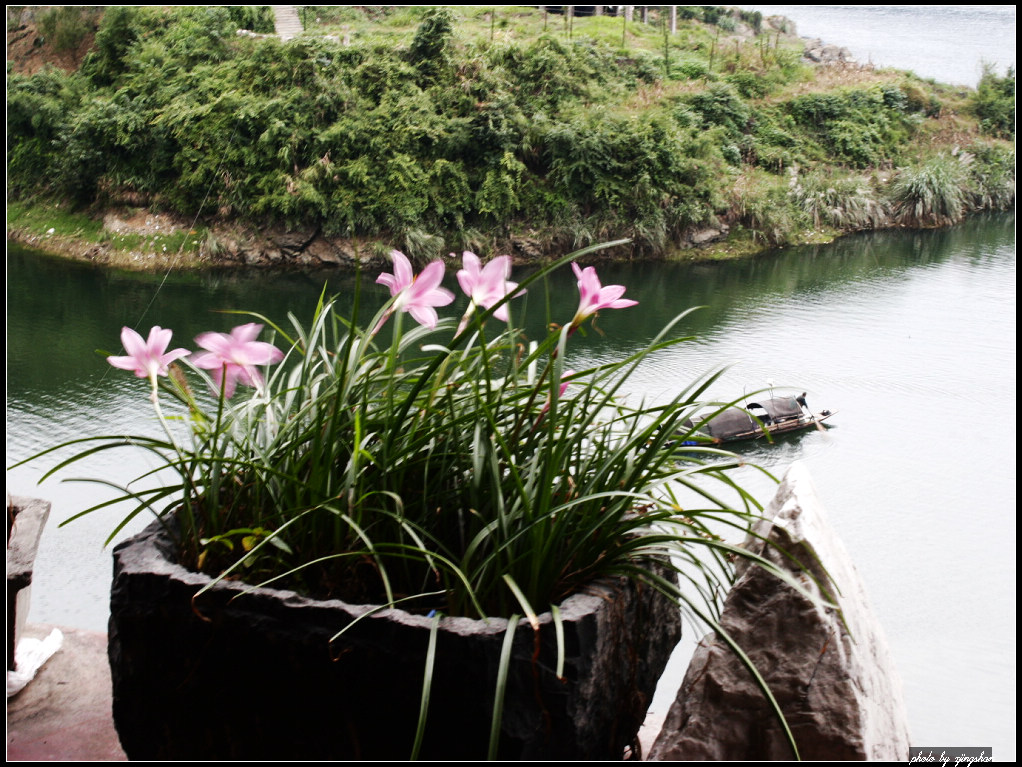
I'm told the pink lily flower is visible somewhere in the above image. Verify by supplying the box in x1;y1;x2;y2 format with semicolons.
569;263;638;330
455;251;521;328
108;326;190;381
376;250;455;330
542;369;576;413
191;323;284;398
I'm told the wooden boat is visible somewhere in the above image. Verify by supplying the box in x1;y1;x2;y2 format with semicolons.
675;393;835;446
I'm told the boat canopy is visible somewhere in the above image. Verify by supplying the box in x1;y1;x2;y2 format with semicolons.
745;396;802;421
701;409;758;440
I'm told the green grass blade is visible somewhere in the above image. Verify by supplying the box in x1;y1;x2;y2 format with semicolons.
489;614;520;761
410;611;441;761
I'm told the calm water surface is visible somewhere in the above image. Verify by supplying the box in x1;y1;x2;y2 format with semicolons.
6;214;1015;757
742;5;1015;86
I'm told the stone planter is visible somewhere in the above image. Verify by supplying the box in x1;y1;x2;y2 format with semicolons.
7;496;51;672
108;518;681;760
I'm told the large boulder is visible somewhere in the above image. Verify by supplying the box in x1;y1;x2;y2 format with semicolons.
649;462;910;761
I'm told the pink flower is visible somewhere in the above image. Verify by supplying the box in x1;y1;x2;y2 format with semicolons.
376;250;455;330
455;252;521;323
569;263;638;330
557;370;575;399
542;369;576;413
190;323;284;398
108;326;190;381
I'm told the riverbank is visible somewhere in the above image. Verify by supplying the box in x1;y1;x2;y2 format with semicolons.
0;196;979;274
7;7;1013;272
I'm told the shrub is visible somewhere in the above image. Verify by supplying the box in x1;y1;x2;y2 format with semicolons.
227;6;275;35
963;143;1015;211
726;70;771;99
786;88;905;167
408;7;455;83
972;65;1015;138
38;6;97;52
734;181;803;247
80;5;144;85
6;68;86;193
689;83;751;138
739;10;763;34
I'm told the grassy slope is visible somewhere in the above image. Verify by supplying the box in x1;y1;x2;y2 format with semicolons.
5;6;1013;270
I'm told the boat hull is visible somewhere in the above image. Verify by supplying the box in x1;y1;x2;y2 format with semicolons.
713;411;835;444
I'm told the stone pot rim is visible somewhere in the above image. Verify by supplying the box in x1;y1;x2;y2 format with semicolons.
116;514;659;637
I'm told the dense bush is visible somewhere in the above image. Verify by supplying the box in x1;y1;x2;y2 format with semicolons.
37;6;99;52
963;144;1015;211
688;83;751;137
785;87;912;167
6;68;87;195
972;65;1015;138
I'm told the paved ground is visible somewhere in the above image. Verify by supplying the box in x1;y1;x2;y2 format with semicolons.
6;624;126;761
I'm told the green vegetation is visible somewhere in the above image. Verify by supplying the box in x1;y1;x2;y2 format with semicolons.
37;5;100;52
6;199;210;261
972;65;1015;139
6;6;1015;264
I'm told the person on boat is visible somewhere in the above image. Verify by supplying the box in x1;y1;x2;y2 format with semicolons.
796;392;812;418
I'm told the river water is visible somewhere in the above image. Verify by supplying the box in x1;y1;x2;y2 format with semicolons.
743;4;1015;87
7;215;1015;757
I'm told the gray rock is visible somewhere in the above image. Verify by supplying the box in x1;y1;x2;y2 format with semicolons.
305;236;364;266
649;462;910;761
510;236;546;262
688;226;729;246
267;227;317;257
7;496;51;671
804;38;856;65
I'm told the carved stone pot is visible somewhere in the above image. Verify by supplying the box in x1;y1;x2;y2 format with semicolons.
108;517;681;760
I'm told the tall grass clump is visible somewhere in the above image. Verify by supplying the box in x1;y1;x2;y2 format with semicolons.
731;175;804;246
890;153;969;227
789;168;888;231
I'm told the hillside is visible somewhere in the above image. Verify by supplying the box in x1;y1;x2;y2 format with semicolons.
6;5;1015;270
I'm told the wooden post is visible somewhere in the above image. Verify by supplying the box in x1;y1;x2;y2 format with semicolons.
670;5;677;34
662;8;670;77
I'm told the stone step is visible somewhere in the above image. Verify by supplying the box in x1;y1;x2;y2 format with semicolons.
272;5;303;42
